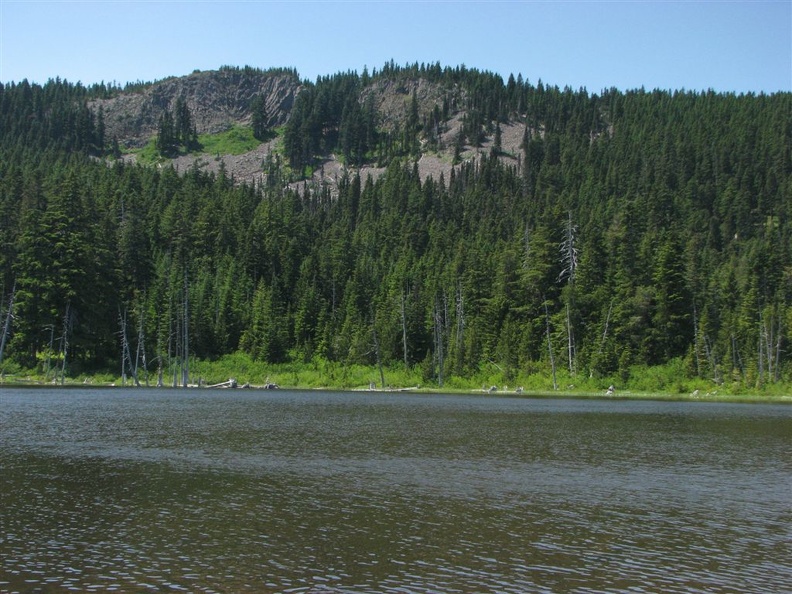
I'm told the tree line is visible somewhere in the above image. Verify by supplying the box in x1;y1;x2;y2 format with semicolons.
0;66;789;388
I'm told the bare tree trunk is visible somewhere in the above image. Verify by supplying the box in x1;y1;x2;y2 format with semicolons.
695;307;723;383
692;303;702;377
703;334;720;384
545;299;557;391
774;315;783;383
119;308;128;386
371;313;385;389
601;299;613;350
0;284;15;367
182;272;189;388
455;282;465;370
119;308;140;387
59;302;72;386
130;337;141;386
157;355;164;388
434;298;445;387
566;303;575;375
756;310;783;385
731;334;745;382
400;291;408;368
762;311;770;381
762;311;779;383
44;325;54;382
590;299;613;379
443;291;450;378
560;212;578;376
757;313;764;388
169;305;177;388
135;306;148;386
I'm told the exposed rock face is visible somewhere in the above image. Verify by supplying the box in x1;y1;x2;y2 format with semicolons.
91;68;301;148
360;77;462;132
89;67;525;189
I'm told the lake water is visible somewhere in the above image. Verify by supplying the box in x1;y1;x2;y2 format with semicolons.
0;388;790;593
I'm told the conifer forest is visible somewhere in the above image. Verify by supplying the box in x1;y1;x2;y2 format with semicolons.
0;63;790;390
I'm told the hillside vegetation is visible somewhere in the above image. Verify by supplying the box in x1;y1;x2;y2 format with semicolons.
0;62;789;394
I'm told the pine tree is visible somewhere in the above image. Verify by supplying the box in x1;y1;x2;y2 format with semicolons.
156;110;178;157
251;95;269;141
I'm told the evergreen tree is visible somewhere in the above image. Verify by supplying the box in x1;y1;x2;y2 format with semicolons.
251;95;269;141
156;110;178;157
0;66;788;387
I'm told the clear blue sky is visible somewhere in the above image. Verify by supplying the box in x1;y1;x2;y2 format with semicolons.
1;1;790;94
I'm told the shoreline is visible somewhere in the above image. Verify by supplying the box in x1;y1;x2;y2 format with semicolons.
2;376;790;404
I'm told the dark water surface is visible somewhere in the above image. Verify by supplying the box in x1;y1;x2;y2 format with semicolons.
0;388;789;593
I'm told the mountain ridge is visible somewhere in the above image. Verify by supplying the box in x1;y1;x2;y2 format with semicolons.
88;64;530;188
90;67;301;149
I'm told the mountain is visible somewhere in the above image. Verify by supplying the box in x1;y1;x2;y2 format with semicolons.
86;64;528;188
0;63;789;391
77;65;525;187
90;67;301;148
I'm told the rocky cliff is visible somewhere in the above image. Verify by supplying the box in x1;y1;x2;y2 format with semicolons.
90;68;301;149
88;66;526;188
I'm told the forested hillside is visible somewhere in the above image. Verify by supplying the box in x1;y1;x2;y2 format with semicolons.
0;63;789;390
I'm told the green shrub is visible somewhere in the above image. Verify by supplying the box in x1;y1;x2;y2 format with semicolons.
199;125;261;156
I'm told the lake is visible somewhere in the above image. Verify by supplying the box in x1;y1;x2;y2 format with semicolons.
0;388;790;593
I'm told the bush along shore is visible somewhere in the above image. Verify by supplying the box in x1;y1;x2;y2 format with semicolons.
1;353;790;403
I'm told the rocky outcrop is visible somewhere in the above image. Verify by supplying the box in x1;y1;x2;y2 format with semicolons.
360;77;463;132
89;67;523;189
91;68;302;148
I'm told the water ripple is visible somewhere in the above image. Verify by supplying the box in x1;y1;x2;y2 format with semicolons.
1;389;790;592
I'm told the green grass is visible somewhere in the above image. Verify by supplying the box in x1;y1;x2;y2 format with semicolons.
185;354;791;402
133;137;165;165
191;354;425;391
129;125;269;165
3;352;790;402
198;125;262;156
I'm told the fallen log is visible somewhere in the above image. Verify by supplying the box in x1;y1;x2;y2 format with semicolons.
207;378;238;389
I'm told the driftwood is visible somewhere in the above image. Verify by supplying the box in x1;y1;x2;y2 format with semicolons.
207;378;238;389
206;378;279;390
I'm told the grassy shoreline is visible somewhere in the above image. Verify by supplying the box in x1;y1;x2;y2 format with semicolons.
2;353;790;404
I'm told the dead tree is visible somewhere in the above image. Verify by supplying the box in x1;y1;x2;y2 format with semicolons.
598;299;613;354
181;272;190;387
0;284;15;367
757;309;783;386
135;306;149;385
43;324;55;382
558;212;578;375
59;302;74;385
731;333;745;382
703;334;720;384
164;272;190;388
119;308;130;385
371;308;385;389
455;282;465;371
433;295;448;387
400;290;409;368
118;307;140;387
693;303;702;377
545;298;557;391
